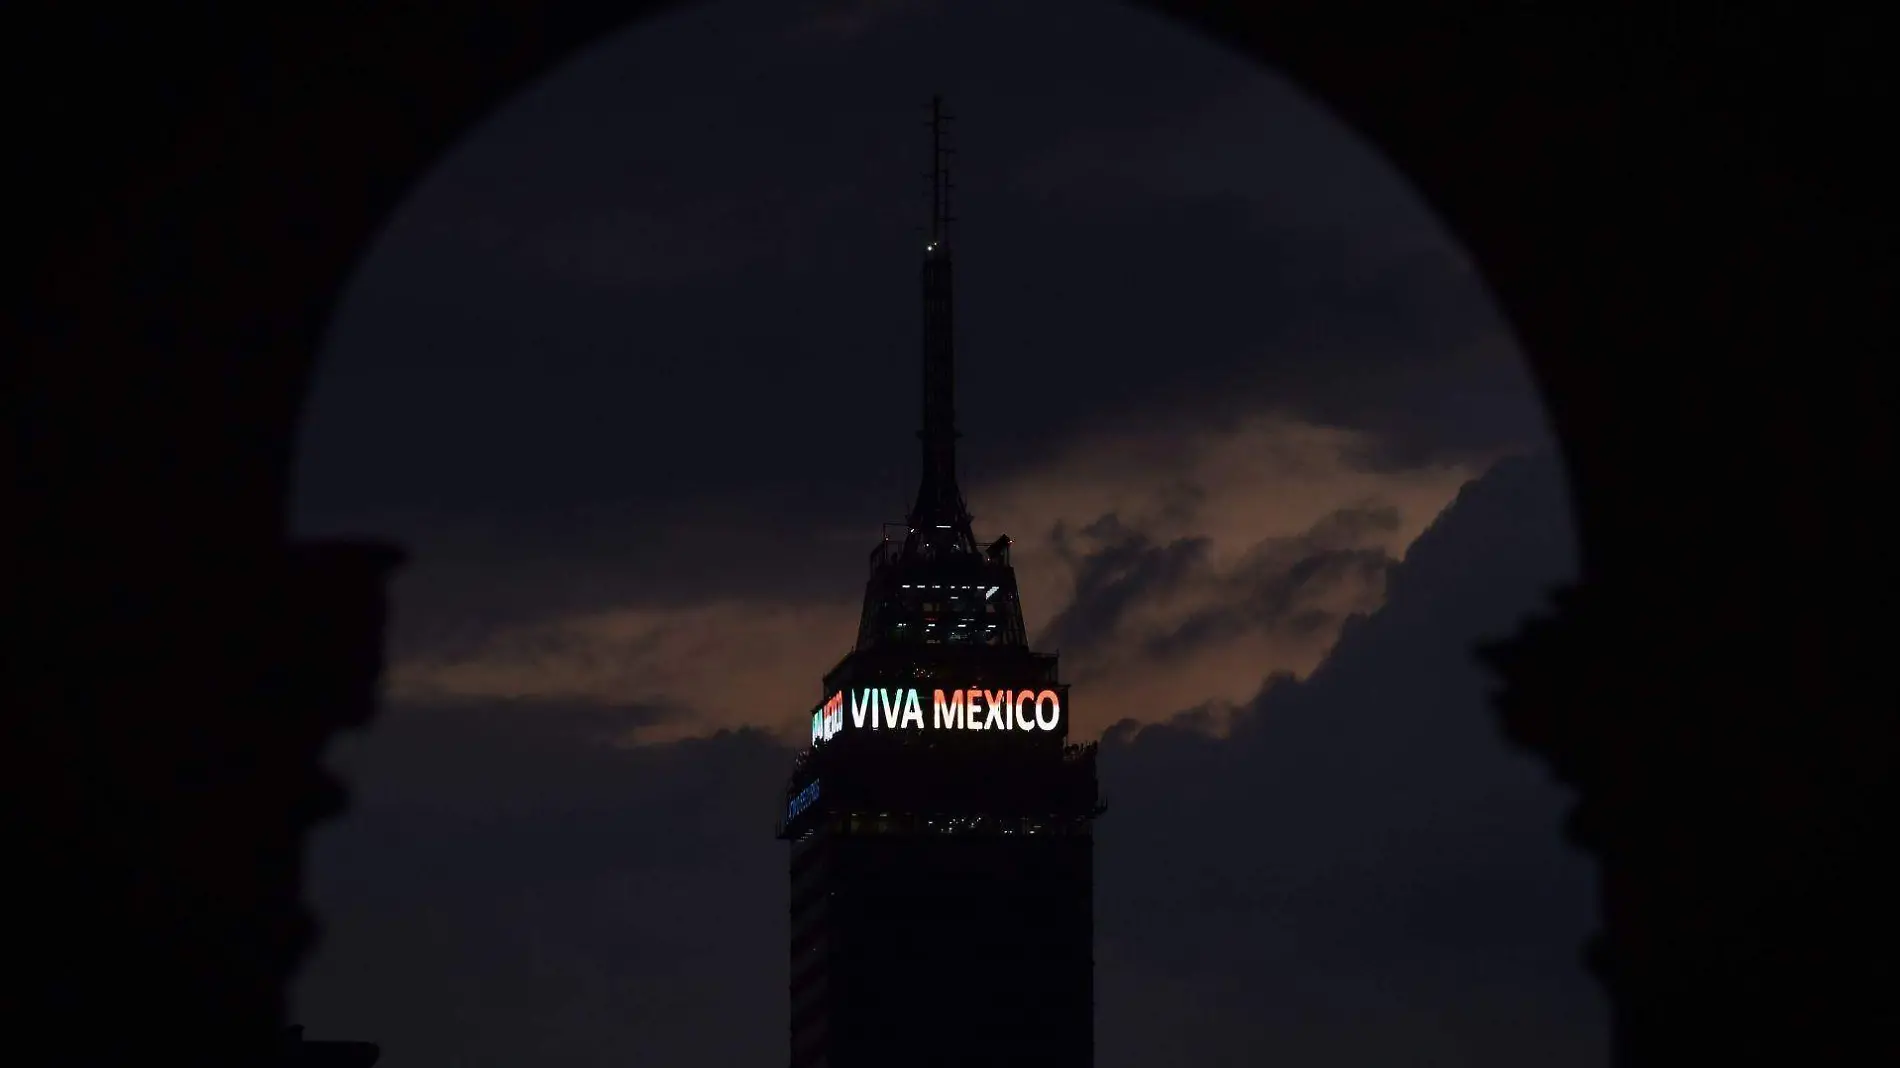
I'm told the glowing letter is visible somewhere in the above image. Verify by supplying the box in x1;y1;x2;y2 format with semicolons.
811;712;822;746
900;689;924;729
1014;694;1034;731
982;690;1007;731
851;690;874;729
1035;689;1061;731
934;689;965;729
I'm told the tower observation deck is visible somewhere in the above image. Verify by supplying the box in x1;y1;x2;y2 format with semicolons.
775;98;1103;1068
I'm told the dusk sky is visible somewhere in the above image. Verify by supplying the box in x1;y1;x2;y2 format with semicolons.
289;0;1600;1064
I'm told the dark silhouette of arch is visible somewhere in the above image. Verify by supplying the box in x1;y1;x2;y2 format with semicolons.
5;5;1890;1066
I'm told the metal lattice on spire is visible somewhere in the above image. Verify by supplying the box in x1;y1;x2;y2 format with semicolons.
928;95;956;248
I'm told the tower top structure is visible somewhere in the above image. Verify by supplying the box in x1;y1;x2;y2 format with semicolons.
845;98;1032;654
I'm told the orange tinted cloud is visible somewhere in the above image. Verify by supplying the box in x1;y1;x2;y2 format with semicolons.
391;600;861;745
976;413;1481;733
390;412;1484;743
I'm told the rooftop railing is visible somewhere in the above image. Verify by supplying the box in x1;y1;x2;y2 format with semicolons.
864;528;1011;576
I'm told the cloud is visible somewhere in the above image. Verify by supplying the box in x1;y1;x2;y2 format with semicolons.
391;600;860;744
1089;447;1599;1065
300;449;1595;1067
389;412;1485;742
299;712;792;1067
977;412;1484;733
1042;503;1398;662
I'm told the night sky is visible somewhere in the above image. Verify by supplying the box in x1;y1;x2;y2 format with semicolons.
289;0;1601;1064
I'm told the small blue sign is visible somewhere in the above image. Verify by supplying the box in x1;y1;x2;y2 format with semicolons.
786;779;821;823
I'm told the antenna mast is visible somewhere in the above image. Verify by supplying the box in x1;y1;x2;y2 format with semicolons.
905;95;975;559
929;94;954;247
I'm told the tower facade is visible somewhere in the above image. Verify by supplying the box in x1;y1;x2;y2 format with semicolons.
776;98;1102;1068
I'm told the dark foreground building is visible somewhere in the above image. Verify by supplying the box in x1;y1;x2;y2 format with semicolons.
775;100;1104;1068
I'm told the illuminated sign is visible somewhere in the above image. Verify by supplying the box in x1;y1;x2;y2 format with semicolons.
812;691;846;743
809;686;1066;746
786;779;821;823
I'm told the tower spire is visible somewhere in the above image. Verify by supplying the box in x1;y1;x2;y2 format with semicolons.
905;95;976;560
929;94;953;246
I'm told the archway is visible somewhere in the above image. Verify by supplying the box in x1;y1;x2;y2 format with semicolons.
289;4;1590;1063
7;5;1888;1067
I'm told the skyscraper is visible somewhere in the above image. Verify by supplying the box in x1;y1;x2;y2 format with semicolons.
776;98;1104;1068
